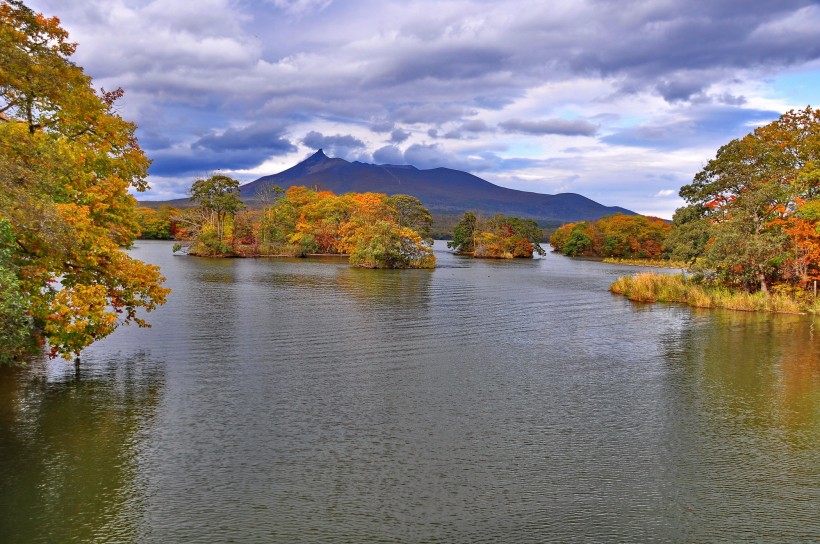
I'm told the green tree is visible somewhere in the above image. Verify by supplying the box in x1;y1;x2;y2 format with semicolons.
447;211;477;253
0;218;33;363
663;205;711;266
674;107;820;292
0;1;169;361
387;194;433;239
189;174;245;245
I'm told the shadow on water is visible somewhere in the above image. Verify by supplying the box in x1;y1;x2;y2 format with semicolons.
0;356;165;544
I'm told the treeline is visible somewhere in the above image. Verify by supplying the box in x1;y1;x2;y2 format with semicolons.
160;178;436;269
447;212;546;258
549;214;670;259
138;195;550;262
605;107;820;305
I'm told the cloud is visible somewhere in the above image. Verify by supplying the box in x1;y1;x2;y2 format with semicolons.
370;120;394;133
390;128;411;143
30;0;820;218
270;0;333;16
301;130;368;159
655;189;677;197
499;118;598;136
373;145;405;165
302;131;365;150
194;121;296;153
603;106;781;149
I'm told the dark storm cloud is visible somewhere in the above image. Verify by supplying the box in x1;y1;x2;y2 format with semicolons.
499;119;599;137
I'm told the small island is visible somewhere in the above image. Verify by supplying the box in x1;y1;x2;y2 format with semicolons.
169;177;436;269
447;211;546;259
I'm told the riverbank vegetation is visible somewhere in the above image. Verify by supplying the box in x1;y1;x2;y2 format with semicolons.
447;212;546;258
609;107;820;312
175;181;435;269
610;273;820;313
602;257;686;268
0;2;169;362
550;214;671;259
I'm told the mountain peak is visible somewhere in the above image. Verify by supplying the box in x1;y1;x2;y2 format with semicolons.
238;150;635;223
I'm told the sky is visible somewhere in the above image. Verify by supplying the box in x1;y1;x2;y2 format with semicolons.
26;0;820;218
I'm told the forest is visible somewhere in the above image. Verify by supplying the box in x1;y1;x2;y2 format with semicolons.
138;186;550;263
549;214;670;260
167;180;437;269
606;107;820;311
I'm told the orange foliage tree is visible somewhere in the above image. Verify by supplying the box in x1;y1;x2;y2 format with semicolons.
550;214;670;259
670;107;820;292
448;212;545;259
253;186;434;268
0;1;169;361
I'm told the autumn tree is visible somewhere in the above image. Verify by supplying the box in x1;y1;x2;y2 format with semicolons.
449;212;544;258
670;107;820;292
0;1;169;361
189;174;245;246
136;206;179;239
387;194;433;239
248;186;434;267
550;222;594;256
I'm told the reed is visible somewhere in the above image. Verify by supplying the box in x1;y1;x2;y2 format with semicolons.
610;273;819;314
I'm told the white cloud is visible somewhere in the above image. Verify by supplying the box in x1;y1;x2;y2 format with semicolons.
25;0;820;219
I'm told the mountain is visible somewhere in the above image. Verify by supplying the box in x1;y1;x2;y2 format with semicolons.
237;150;634;224
143;149;634;225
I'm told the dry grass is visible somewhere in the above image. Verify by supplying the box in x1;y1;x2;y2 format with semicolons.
602;257;687;269
610;273;818;314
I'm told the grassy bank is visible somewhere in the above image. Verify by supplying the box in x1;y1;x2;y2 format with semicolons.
610;273;820;314
602;257;686;268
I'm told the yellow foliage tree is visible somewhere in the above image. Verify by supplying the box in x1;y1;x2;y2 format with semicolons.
0;1;169;361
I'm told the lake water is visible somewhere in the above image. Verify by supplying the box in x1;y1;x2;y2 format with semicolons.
1;240;818;542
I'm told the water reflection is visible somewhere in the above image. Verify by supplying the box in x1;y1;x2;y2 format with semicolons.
1;242;818;542
679;310;820;436
0;356;164;544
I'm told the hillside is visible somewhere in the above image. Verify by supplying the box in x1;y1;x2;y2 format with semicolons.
142;149;634;225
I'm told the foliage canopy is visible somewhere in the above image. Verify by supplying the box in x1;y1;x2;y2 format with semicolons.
667;107;820;292
0;1;169;361
448;212;545;258
550;214;670;259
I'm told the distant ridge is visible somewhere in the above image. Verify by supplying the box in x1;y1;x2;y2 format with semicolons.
144;149;635;224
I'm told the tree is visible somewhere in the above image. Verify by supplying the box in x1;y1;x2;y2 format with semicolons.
447;211;477;253
450;212;544;258
673;107;820;292
0;1;169;361
387;194;433;239
663;205;711;266
189;174;245;245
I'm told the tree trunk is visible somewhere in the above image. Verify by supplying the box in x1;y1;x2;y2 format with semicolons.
759;270;768;295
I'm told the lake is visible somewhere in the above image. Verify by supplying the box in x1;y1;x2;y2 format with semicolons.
1;240;818;542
